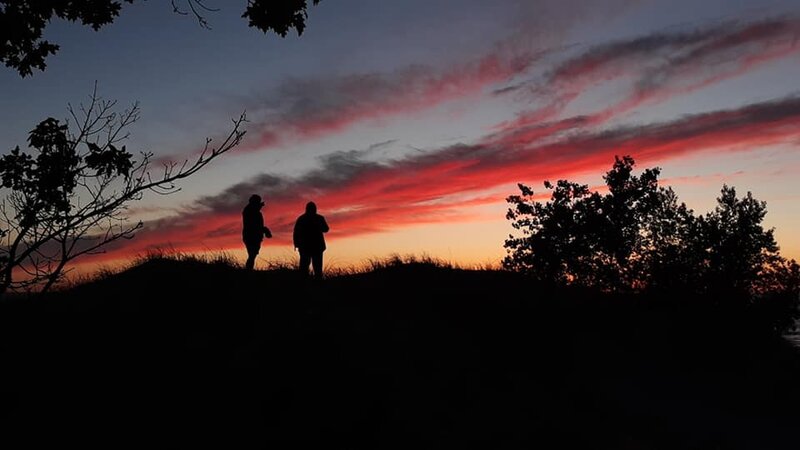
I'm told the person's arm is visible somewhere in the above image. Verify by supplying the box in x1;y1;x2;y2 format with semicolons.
293;219;300;249
319;215;329;233
259;212;272;238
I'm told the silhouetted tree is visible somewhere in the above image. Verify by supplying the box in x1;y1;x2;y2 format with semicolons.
504;156;697;292
0;0;322;77
594;156;665;291
639;186;703;293
698;185;784;299
0;1;132;76
504;156;799;304
597;157;704;292
504;179;599;286
751;258;800;335
241;0;322;37
0;86;246;295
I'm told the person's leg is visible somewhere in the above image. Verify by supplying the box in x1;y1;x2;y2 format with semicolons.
245;242;260;270
299;251;311;278
311;251;323;280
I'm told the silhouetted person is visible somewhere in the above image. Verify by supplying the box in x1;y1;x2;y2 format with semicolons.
293;201;329;280
242;194;272;270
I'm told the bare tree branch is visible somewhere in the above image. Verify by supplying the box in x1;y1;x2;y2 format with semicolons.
0;88;247;295
171;0;220;29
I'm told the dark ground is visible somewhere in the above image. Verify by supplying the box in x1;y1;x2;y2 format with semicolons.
1;258;799;448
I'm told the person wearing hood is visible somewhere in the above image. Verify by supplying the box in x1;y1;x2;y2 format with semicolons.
242;194;273;270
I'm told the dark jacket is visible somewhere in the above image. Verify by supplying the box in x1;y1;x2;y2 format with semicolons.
242;203;270;243
293;213;329;253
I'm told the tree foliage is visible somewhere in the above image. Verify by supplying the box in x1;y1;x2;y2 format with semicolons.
504;156;799;305
0;0;322;77
0;1;133;77
243;0;321;37
0;86;246;295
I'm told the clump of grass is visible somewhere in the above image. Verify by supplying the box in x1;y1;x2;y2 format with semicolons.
364;253;455;272
462;260;503;271
321;254;503;278
260;258;296;271
192;250;241;268
54;265;122;292
132;247;241;268
322;264;361;278
131;246;186;266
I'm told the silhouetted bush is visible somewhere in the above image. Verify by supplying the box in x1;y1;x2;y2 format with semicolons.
504;156;800;333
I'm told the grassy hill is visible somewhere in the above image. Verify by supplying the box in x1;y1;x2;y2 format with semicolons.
1;256;799;448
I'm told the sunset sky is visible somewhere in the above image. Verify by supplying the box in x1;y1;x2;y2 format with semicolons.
1;0;800;273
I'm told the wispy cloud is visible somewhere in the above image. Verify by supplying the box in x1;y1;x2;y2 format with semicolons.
240;53;539;152
156;47;541;166
158;0;642;163
500;16;800;124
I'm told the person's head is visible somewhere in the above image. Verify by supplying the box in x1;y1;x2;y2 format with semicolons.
249;194;265;208
305;201;317;214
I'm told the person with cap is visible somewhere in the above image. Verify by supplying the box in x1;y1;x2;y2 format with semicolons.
293;201;329;280
242;194;272;270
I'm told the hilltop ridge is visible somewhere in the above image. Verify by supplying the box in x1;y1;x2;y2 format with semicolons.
1;257;799;448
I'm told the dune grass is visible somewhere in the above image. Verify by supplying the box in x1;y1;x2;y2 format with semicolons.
57;250;487;292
